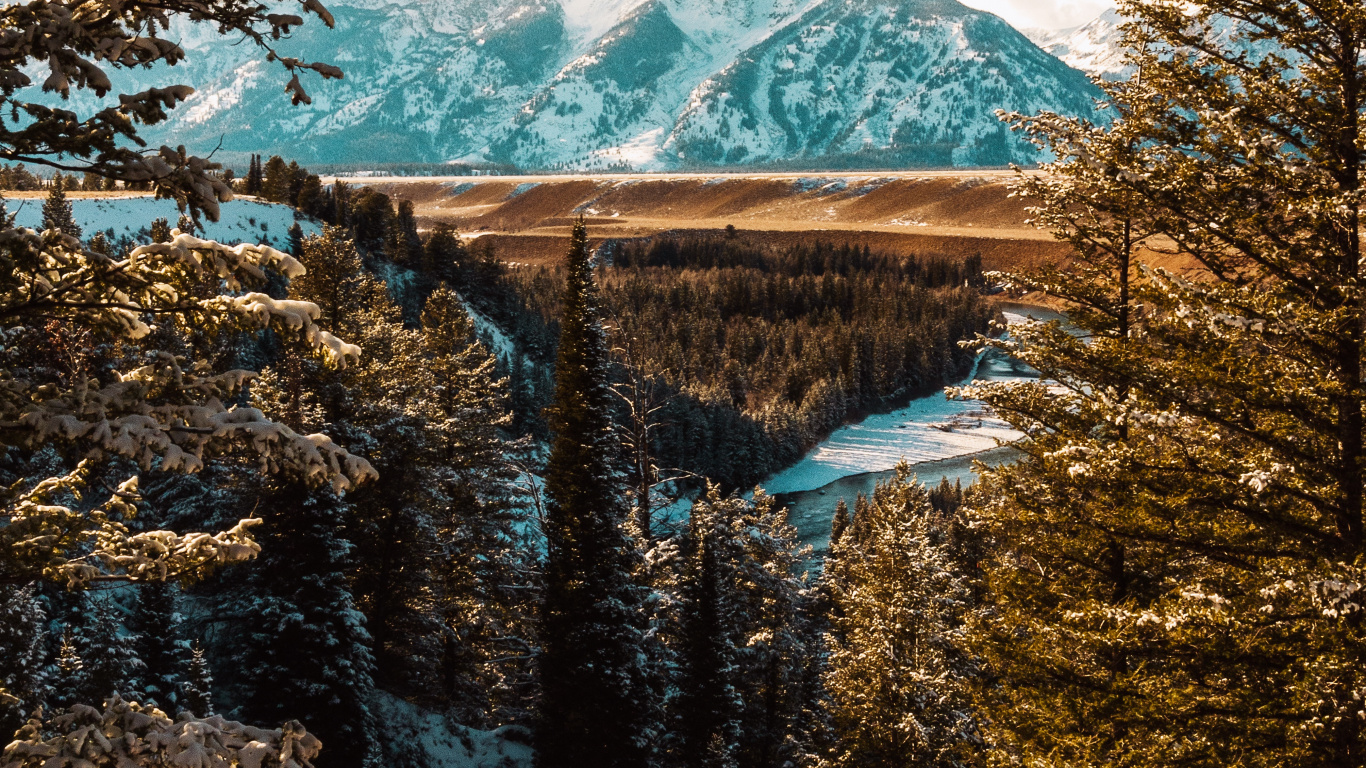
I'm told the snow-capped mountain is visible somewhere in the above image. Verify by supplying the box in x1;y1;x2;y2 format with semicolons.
50;0;1103;170
1028;9;1128;79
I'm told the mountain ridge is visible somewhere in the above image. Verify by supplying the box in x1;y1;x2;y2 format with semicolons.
40;0;1105;170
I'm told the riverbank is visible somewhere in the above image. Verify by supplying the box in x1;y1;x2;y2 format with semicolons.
759;301;1064;553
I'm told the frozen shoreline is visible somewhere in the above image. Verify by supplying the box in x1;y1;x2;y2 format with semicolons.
760;303;1060;496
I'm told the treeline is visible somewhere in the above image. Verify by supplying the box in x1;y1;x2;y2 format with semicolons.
0;166;129;191
478;236;996;489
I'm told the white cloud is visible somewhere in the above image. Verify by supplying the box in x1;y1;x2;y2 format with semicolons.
959;0;1113;30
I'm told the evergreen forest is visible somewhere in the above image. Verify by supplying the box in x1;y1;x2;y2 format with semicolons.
2;1;1366;768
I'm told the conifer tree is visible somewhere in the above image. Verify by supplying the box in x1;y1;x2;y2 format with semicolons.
676;498;741;768
63;595;143;707
298;174;323;217
41;172;80;238
821;467;979;768
537;220;651;768
287;221;305;257
245;154;264;195
129;581;191;712
87;230;109;255
966;2;1366;763
287;160;304;205
260;155;290;203
182;642;214;716
423;224;465;285
393;199;422;266
149;217;171;243
228;483;380;768
0;584;49;737
420;285;535;723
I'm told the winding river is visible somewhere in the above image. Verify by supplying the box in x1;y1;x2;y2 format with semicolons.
765;302;1065;556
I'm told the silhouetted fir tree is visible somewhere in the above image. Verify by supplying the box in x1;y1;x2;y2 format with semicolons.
41;173;80;238
349;187;393;257
244;154;262;195
537;220;651;768
0;584;49;737
297;174;323;217
423;224;464;285
260;155;290;203
287;160;304;205
332;180;351;228
182;642;214;716
676;523;740;768
128;581;191;712
228;482;380;768
393;199;422;266
287;221;305;257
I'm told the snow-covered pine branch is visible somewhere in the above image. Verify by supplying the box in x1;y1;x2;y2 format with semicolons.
1;696;321;768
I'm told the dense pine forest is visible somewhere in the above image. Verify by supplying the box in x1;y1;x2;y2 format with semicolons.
473;236;996;491
4;1;1366;767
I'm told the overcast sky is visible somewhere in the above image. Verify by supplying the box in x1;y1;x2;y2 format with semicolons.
959;0;1113;30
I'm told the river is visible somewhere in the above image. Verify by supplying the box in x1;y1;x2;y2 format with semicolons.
765;302;1065;556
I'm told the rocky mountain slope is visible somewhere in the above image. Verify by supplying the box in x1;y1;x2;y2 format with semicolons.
43;0;1103;170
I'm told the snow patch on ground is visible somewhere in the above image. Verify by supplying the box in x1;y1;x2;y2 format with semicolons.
589;127;666;168
456;292;517;363
372;691;533;768
9;196;318;250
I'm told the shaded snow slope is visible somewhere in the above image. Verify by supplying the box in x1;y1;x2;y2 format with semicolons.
9;197;319;250
373;692;534;768
667;0;1098;169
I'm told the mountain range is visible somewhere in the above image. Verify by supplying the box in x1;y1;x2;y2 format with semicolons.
52;0;1125;170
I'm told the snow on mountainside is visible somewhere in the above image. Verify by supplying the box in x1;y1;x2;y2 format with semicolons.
1029;7;1290;81
1031;9;1128;79
33;0;1102;170
665;0;1098;168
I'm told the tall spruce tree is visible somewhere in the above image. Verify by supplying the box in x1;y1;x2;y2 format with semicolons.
676;504;741;768
40;172;80;238
821;467;979;768
421;285;536;725
0;584;49;737
61;595;143;708
260;155;290;203
128;581;191;713
228;482;380;768
537;220;651;768
245;154;263;195
966;2;1366;764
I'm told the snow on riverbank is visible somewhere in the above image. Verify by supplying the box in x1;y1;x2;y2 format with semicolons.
9;196;318;249
761;308;1053;495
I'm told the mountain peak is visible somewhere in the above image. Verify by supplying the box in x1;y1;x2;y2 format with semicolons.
77;0;1102;169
